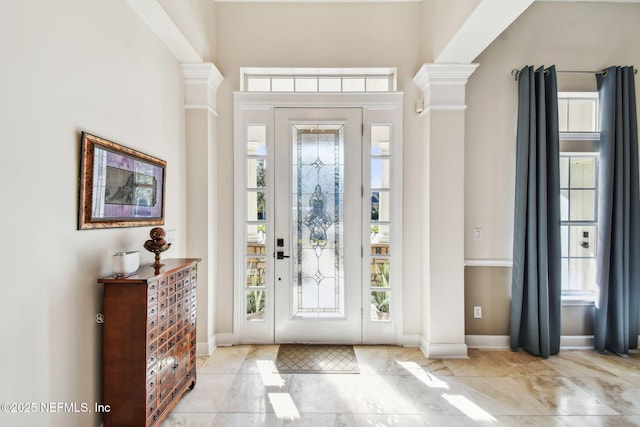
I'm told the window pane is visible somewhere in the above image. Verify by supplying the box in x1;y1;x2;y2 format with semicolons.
295;77;318;92
561;259;569;290
318;78;341;92
569;225;596;257
569;189;596;221
246;257;266;286
247;77;271;92
371;190;390;221
247;159;266;188
246;225;266;254
558;99;569;132
247;191;266;221
371;158;390;189
371;258;390;287
272;78;294;92
371;125;391;155
561;225;569;257
560;190;570;221
246;290;265;320
568;99;597;132
371;224;390;247
560;157;569;188
342;78;365;92
570;158;596;188
247;125;266;155
568;258;597;292
366;77;389;92
370;291;390;321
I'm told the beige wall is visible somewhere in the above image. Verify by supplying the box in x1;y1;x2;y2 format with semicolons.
213;2;426;336
423;0;481;61
159;0;216;61
465;2;640;336
0;1;187;425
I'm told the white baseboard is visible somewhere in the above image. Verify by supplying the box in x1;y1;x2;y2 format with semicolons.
215;332;236;346
465;335;602;351
400;333;422;347
466;335;510;349
196;335;217;356
560;335;594;349
419;336;469;359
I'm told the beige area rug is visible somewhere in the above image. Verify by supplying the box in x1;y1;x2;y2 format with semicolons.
275;344;360;374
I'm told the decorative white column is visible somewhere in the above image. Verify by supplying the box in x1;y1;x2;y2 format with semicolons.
182;63;224;356
413;63;478;358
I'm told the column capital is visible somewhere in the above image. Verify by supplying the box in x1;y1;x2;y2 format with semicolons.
413;63;479;112
182;62;224;113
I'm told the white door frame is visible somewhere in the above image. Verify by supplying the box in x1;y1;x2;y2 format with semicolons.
233;92;404;345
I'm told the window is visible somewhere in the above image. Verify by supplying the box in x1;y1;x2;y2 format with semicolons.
558;92;599;300
240;68;397;93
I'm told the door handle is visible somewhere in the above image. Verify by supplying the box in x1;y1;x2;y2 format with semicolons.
276;251;290;260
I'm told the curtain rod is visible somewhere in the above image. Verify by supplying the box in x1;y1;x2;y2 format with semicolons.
511;68;638;81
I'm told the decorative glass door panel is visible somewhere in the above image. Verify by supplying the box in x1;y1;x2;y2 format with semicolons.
293;125;345;318
274;108;362;343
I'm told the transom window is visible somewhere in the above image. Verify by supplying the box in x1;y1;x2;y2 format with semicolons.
558;92;599;300
240;68;397;93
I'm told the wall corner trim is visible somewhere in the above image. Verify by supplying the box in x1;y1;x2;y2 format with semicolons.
420;336;469;359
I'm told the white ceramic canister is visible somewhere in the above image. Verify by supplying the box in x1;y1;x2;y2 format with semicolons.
112;251;140;277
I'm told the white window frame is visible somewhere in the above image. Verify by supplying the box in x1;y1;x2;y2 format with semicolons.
240;67;397;93
558;92;599;303
233;92;403;344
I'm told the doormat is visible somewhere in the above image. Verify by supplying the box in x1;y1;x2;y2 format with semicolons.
275;344;360;374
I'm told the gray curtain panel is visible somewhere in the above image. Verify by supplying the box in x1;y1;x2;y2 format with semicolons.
594;66;640;355
510;65;562;358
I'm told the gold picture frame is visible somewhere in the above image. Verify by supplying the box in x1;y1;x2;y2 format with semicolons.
78;132;166;229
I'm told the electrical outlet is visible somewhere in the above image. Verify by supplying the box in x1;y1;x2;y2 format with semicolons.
474;306;482;319
165;229;177;245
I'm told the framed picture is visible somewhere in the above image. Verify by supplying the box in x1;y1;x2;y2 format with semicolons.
78;132;166;230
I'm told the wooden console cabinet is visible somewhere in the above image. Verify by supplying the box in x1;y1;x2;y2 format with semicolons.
98;258;201;426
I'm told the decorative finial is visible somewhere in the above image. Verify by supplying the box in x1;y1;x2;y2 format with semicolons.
144;227;171;268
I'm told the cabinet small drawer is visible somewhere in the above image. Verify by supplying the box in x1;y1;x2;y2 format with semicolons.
168;283;177;295
177;269;185;280
158;330;169;347
169;294;177;306
148;316;158;331
176;280;184;291
158;309;168;323
147;363;158;381
147;388;157;405
159;298;168;312
148;280;159;293
147;328;158;342
147;353;157;368
148;292;158;306
157;342;167;360
168;272;177;284
147;340;158;355
176;289;184;302
159;277;168;289
148;305;158;318
147;406;159;425
168;313;177;328
158;320;168;335
159;287;168;299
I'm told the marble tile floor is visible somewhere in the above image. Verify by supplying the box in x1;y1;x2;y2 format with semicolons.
162;345;640;427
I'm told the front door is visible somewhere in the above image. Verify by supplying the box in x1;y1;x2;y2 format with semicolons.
273;108;363;343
